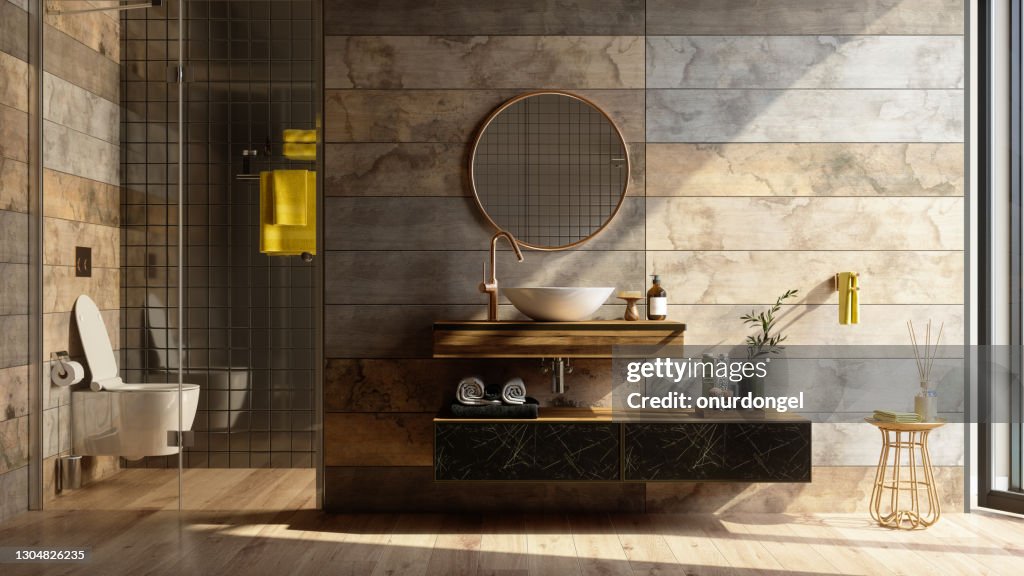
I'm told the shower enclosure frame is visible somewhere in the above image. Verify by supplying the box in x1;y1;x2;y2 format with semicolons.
27;0;325;511
313;0;325;510
28;0;45;513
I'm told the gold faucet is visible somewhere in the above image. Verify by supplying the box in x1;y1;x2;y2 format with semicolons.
479;230;524;321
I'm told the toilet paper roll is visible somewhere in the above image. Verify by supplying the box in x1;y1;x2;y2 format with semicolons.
51;360;85;387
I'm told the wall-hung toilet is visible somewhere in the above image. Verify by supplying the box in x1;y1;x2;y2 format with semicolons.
71;294;200;459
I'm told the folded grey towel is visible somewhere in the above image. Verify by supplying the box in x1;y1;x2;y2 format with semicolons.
450;397;539;419
456;376;500;406
501;377;527;405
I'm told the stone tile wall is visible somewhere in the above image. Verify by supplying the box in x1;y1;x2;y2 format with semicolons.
0;0;31;523
321;0;965;512
321;0;966;512
39;0;123;503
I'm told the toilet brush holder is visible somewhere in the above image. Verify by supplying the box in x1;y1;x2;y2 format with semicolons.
59;455;82;492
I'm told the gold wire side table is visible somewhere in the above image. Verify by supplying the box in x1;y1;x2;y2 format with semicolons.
865;418;945;529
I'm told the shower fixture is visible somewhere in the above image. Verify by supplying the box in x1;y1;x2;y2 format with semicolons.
46;0;161;16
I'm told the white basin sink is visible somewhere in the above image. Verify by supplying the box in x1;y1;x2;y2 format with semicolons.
504;287;615;322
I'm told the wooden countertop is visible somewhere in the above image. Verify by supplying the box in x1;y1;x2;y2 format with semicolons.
434;320;687;331
433;320;686;358
435;407;810;423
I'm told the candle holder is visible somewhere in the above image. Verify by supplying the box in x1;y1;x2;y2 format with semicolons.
617;291;642;321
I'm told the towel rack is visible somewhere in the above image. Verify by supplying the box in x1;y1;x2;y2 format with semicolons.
834;272;861;291
47;0;161;16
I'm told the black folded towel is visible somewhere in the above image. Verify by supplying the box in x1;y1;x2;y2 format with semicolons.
449;397;540;419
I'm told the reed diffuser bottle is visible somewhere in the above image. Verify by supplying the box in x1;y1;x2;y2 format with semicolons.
908;319;942;423
915;387;938;423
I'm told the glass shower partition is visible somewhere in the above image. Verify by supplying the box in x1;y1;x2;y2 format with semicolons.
35;0;320;512
173;0;320;485
119;0;188;504
124;0;320;508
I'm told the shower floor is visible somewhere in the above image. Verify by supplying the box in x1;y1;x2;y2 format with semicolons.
48;468;316;511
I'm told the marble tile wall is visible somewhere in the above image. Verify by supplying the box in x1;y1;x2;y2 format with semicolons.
322;0;965;511
0;0;31;523
323;141;647;197
323;0;646;36
0;101;29;164
644;0;963;35
43;1;120;62
324;197;646;252
646;89;963;143
325;89;645;143
38;0;123;503
645;143;964;197
645;36;964;89
43;22;118;103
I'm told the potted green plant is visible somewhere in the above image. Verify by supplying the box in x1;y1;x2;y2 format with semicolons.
740;289;798;398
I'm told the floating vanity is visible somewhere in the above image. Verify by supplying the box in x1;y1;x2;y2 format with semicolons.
434;408;810;482
432;321;812;483
435;408;621;481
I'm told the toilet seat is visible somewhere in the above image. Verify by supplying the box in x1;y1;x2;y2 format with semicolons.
101;382;200;392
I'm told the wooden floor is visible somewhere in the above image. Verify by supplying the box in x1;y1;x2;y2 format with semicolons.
47;468;318;511
2;469;1023;575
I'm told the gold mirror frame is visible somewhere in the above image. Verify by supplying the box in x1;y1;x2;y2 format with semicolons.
468;90;631;251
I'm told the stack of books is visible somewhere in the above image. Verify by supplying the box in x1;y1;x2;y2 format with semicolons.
872;410;921;423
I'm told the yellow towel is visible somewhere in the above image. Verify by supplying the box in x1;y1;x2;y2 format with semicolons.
838;272;859;325
260;170;316;256
283;129;316;143
282;142;316;161
269;170;307;226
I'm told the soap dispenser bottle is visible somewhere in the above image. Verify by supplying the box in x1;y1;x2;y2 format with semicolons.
647;275;667;320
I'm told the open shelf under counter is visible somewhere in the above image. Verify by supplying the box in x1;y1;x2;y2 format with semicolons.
432;320;686;358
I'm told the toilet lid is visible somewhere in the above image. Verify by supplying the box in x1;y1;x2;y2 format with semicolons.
74;294;119;382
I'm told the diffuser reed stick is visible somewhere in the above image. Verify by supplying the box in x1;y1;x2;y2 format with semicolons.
907;319;943;384
927;322;943;382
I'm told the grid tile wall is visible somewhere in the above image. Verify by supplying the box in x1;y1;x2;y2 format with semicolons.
121;0;315;469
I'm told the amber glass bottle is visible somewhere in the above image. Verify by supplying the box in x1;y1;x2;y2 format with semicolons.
647;275;667;320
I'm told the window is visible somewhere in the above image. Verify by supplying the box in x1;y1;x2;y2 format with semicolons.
978;0;1024;514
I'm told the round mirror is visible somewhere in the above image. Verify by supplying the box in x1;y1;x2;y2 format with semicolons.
469;91;630;251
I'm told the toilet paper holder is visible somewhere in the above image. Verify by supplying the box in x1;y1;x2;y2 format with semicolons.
50;351;73;379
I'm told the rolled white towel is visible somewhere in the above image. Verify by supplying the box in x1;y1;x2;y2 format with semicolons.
456;376;499;406
501;377;527;405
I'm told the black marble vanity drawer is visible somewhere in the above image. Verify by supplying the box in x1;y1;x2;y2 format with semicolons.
434;422;621;481
624;422;811;482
